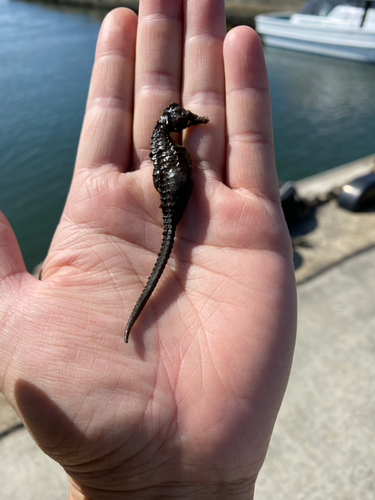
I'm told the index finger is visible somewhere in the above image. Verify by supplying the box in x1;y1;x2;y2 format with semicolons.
74;8;137;176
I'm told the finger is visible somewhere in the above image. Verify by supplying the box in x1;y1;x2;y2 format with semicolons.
182;0;226;181
224;27;279;200
74;8;137;175
0;211;27;281
133;0;184;166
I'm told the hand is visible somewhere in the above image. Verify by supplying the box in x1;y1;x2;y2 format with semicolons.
0;2;296;499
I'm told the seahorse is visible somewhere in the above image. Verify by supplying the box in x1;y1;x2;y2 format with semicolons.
125;103;209;343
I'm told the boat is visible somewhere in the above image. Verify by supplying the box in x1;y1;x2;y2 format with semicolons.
255;0;375;62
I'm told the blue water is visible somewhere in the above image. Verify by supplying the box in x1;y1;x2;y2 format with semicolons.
1;0;375;271
266;45;375;180
0;0;104;271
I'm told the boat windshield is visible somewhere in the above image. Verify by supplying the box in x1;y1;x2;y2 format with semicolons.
298;0;374;16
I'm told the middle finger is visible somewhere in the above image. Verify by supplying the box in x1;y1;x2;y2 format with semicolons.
133;0;184;167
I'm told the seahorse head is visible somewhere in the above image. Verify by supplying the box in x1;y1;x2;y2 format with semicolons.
162;102;209;132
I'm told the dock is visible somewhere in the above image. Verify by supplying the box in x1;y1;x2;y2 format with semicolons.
293;154;375;283
1;154;375;498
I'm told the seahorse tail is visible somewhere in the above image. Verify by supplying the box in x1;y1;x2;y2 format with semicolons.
124;224;176;343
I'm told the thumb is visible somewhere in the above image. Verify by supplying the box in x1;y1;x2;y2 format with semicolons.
0;211;27;281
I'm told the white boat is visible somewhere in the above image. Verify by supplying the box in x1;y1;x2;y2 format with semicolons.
255;0;375;62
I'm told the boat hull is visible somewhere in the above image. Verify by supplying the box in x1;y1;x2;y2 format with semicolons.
255;12;375;62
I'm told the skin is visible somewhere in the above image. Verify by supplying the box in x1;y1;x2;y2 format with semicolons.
0;1;297;499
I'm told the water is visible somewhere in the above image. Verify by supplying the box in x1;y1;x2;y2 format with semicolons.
265;46;375;180
1;0;374;272
0;0;104;271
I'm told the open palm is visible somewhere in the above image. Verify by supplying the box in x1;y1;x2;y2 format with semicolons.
0;2;296;499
